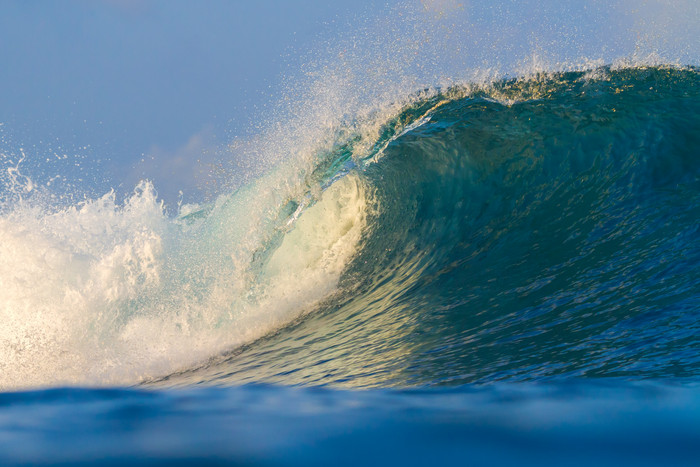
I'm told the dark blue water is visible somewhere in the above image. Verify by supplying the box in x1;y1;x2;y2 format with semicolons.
2;66;699;464
2;382;700;466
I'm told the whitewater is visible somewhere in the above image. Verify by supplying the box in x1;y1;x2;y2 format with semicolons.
1;1;700;464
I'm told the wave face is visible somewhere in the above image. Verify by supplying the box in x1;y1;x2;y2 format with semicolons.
2;64;700;466
2;66;700;391
155;66;700;388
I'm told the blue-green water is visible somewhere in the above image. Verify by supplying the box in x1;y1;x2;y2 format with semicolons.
1;66;700;464
153;66;700;388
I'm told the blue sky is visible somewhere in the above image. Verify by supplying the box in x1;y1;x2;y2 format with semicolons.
0;0;390;202
1;0;698;205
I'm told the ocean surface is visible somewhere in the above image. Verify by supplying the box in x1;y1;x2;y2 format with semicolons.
1;65;699;464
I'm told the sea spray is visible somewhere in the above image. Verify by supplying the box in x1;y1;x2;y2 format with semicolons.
148;66;700;388
1;152;371;389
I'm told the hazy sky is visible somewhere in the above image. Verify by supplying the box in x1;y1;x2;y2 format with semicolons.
1;0;390;201
1;0;698;205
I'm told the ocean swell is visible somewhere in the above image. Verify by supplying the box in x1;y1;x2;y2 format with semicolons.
154;65;700;388
2;65;699;390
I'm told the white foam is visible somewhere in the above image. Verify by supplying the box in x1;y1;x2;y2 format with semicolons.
0;165;370;390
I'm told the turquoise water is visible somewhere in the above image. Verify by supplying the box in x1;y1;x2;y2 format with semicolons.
152;66;700;388
1;66;699;464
